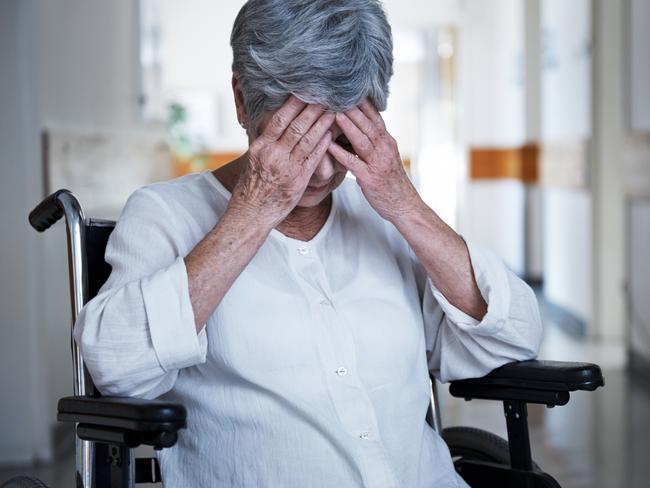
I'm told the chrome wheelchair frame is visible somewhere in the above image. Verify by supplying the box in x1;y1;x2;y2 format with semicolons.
2;189;604;488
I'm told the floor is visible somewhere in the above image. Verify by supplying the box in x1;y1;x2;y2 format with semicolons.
2;323;648;488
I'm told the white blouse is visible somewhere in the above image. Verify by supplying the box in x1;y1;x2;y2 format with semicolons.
74;171;542;488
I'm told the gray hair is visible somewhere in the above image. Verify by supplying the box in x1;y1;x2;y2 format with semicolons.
231;0;393;134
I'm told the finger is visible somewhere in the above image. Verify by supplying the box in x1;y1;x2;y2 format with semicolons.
302;130;333;175
261;95;307;142
279;104;327;150
344;106;380;142
291;111;335;161
335;112;373;158
359;99;386;130
328;140;367;177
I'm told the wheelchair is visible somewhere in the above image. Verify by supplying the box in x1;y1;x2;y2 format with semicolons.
2;189;604;488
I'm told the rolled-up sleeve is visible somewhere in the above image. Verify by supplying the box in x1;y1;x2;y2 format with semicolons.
74;188;207;399
422;240;543;383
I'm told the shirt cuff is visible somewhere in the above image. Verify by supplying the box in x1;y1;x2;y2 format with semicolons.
141;256;207;372
428;240;511;336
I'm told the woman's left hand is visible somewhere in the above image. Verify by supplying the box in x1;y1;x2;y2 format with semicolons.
327;100;424;224
330;100;489;320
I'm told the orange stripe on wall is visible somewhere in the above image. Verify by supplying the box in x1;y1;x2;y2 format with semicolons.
173;152;242;177
520;144;539;183
470;144;539;183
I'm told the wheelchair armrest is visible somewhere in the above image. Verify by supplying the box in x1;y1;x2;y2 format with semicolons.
447;359;605;406
58;396;186;449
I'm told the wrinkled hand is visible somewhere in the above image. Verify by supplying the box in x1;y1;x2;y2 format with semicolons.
327;100;423;223
231;96;335;227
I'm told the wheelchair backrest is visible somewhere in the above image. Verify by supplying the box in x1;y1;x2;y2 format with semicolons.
84;219;115;301
80;219;115;398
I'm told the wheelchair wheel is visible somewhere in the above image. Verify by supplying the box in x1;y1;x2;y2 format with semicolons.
442;426;541;470
0;477;49;488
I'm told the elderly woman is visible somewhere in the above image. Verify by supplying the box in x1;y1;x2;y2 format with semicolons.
75;0;542;487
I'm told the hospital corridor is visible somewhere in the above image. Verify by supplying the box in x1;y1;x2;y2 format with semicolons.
1;1;650;487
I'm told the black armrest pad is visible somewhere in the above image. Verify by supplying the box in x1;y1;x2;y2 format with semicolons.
447;360;605;406
472;359;605;391
58;396;186;433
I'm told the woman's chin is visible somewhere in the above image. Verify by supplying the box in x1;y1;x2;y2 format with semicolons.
296;190;331;208
296;173;346;208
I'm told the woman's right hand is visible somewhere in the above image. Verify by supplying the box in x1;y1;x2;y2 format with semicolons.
230;96;335;227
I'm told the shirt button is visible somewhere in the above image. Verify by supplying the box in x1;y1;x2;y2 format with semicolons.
297;246;309;255
359;431;370;440
320;299;330;306
335;367;348;377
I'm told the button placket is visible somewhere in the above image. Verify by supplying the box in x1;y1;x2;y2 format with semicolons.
280;224;401;487
326;309;387;448
295;247;384;448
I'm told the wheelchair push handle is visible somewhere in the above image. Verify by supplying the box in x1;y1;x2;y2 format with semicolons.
29;189;81;232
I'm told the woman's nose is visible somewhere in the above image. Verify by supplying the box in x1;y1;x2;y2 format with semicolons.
311;151;338;183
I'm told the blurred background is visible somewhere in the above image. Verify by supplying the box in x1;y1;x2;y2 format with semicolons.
1;0;649;487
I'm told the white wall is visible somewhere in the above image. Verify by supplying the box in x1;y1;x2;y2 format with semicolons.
462;0;526;147
524;0;543;281
540;0;591;142
526;186;544;278
543;187;592;323
591;0;626;340
0;0;51;464
41;0;171;213
384;0;461;28
539;0;594;331
628;0;650;132
628;200;650;362
41;0;144;133
459;0;527;274
465;181;526;275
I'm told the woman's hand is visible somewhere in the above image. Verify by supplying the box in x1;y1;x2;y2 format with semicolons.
329;100;488;320
327;100;423;224
231;96;335;227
